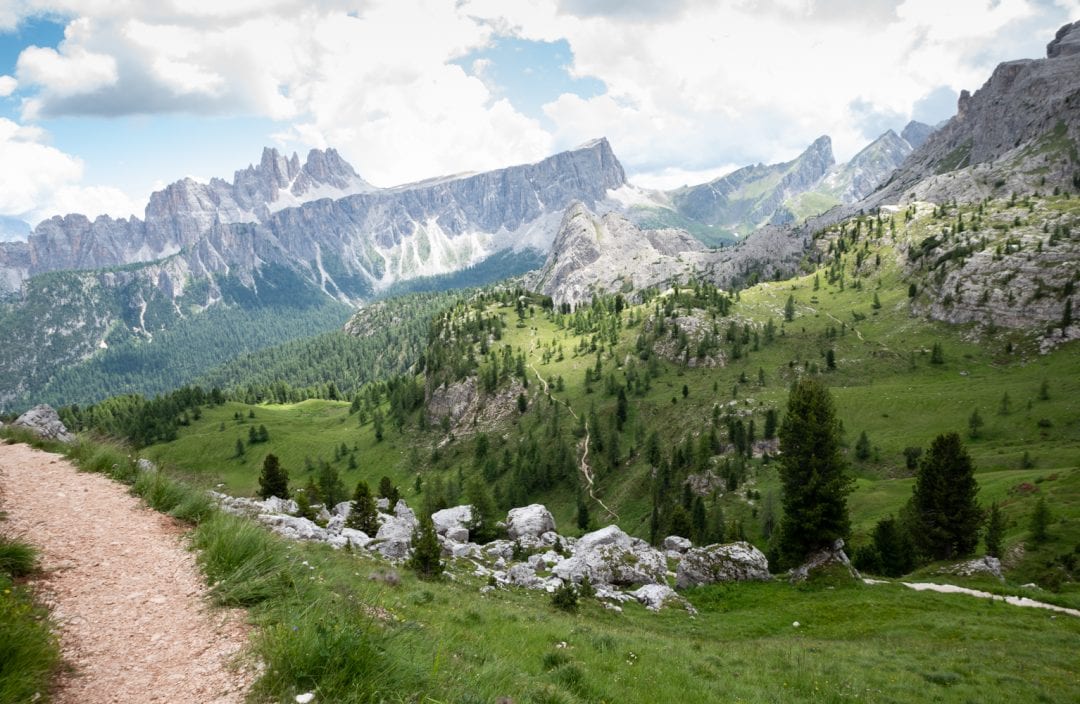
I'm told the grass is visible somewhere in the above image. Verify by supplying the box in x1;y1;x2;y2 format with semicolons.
0;530;60;703
6;429;1080;702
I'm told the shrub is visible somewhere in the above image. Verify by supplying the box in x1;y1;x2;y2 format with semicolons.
551;581;579;612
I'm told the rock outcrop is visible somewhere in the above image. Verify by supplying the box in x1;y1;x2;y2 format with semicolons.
675;542;771;588
870;21;1080;205
939;556;1005;582
789;539;861;583
12;404;74;443
552;525;668;587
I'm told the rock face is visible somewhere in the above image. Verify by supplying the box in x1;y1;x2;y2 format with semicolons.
789;539;861;583
506;504;556;540
675;542;771;588
532;203;708;306
13;404;74;443
533;201;811;305
871;21;1080;205
901;120;936;150
8;139;626;300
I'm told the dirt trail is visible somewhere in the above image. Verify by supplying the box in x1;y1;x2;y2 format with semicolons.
530;364;619;520
0;442;252;703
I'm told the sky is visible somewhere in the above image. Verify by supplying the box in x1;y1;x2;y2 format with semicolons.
0;0;1077;228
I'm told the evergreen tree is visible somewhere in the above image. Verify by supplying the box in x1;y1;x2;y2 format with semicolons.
669;505;692;538
1029;497;1051;544
910;433;984;560
408;514;443;580
465;477;500;544
985;502;1004;557
234;438;245;458
317;464;347;507
615;387;629;431
871;515;915;577
930;342;944;364
776;377;852;565
855;430;872;461
784;295;796;322
378;476;400;507
576;491;591;531
257;453;289;499
346;480;380;535
968;409;984;438
763;408;778;440
691;496;707;544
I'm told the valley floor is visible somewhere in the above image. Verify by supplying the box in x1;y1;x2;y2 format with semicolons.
0;443;252;703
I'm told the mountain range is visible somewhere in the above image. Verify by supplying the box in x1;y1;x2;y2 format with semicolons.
2;19;1079;411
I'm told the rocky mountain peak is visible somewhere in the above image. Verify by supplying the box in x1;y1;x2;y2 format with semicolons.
1047;19;1080;58
900;120;934;149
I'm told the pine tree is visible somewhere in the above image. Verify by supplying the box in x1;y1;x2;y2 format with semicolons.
257;453;289;499
855;430;871;460
968;409;984;438
317;464;347;507
408;514;443;580
378;476;400;507
576;491;591;531
465;477;500;544
1029;497;1051;544
784;295;796;322
985;502;1004;557
910;433;984;560
691;496;707;544
872;515;915;577
776;377;852;565
615;387;629;431
346;480;379;535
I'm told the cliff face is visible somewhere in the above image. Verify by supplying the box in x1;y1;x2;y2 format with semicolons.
871;21;1080;205
2;139;626;299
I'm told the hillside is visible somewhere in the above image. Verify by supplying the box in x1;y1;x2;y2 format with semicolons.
128;193;1080;594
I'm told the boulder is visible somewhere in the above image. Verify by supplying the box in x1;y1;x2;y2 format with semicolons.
137;458;157;472
257;514;327;542
370;510;418;560
506;504;556;540
431;505;473;541
630;584;696;614
663;536;692;553
507;563;542;588
676;542;771;588
332;501;352;517
552;525;667;587
789;539;860;583
263;496;298;515
13;404;74;443
340;528;371;549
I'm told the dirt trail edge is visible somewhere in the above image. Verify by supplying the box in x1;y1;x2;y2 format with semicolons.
0;442;253;704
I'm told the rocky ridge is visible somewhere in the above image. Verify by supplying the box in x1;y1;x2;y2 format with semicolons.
869;20;1080;206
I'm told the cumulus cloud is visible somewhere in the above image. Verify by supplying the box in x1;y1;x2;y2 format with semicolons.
0;75;17;96
3;0;1079;193
0;117;141;225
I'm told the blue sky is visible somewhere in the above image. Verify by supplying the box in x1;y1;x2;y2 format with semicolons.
0;1;1077;227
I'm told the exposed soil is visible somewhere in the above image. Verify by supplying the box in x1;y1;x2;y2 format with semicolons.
0;442;253;703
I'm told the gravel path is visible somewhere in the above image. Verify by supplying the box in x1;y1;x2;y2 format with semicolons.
0;442;253;703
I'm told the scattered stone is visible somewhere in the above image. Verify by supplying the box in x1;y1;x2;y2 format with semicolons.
630;584;697;614
552;525;667;587
675;541;771;588
432;505;473;543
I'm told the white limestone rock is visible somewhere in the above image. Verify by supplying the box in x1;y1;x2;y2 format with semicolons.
676;541;771;588
506;504;556;540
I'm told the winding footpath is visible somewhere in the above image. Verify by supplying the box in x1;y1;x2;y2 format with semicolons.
530;363;619;520
0;442;252;703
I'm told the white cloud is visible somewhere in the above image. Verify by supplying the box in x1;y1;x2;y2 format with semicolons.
0;117;141;225
3;0;1078;193
0;75;17;96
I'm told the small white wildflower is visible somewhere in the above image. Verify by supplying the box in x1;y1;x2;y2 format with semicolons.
295;693;315;704
792;621;800;628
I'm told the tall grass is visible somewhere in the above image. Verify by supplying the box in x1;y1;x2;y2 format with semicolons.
0;535;60;703
192;512;304;607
